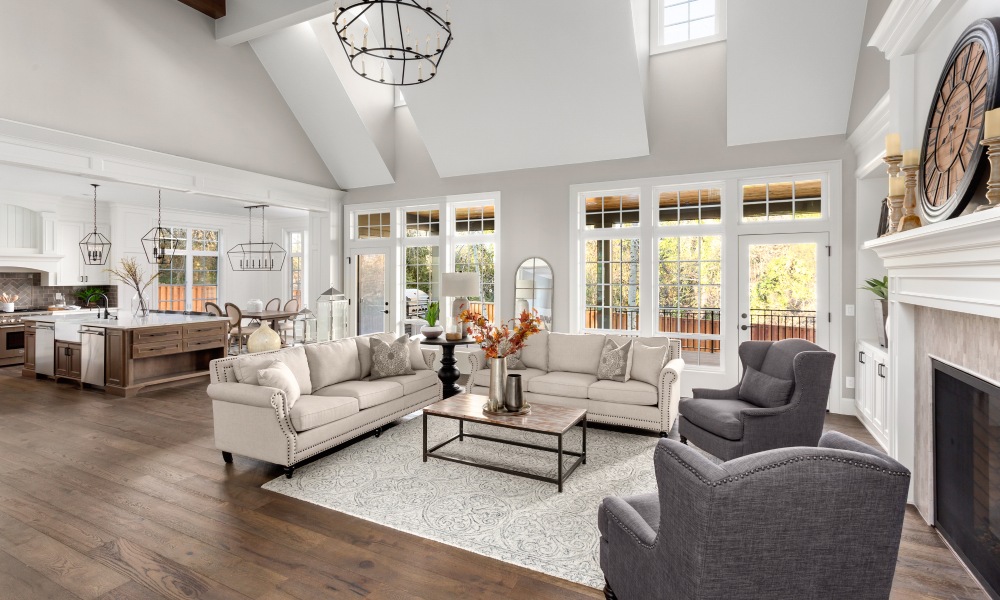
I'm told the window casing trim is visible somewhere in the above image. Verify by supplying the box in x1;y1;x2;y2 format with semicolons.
650;0;727;55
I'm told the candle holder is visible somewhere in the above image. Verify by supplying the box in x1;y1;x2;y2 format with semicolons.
883;154;903;178
884;188;904;236
976;136;1000;212
898;164;922;232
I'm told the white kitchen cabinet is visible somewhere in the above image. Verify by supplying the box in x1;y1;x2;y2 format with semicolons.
56;221;111;286
855;340;889;450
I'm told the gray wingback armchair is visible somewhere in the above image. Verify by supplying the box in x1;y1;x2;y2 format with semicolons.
678;339;835;460
598;432;910;600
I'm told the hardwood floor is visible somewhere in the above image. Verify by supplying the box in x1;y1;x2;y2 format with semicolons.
0;366;987;599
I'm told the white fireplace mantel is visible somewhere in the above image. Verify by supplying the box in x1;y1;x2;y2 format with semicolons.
863;207;1000;510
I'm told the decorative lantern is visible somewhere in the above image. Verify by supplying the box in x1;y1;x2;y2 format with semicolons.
294;308;318;345
316;287;349;342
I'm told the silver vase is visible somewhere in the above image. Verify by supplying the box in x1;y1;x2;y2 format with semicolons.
487;357;507;412
504;374;523;412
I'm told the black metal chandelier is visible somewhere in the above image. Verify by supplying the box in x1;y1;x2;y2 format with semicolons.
333;0;453;86
141;190;181;266
227;205;286;272
79;184;111;266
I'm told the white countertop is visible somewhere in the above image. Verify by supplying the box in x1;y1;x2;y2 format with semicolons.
24;313;229;330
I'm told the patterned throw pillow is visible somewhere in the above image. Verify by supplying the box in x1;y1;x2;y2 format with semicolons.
505;349;525;369
597;338;633;382
370;335;415;380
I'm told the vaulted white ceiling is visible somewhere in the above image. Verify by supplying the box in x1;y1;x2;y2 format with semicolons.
217;0;871;188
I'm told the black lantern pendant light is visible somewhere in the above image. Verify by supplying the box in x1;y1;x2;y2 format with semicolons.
141;190;180;265
227;205;286;272
79;184;111;266
333;0;453;86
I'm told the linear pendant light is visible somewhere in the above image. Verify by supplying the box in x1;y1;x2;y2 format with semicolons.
227;205;286;271
79;184;111;266
141;190;180;265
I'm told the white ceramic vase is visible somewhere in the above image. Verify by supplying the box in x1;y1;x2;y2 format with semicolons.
247;321;282;353
421;324;444;339
0;302;14;313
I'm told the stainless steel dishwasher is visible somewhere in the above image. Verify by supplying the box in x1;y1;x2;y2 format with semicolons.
80;326;105;386
35;322;55;376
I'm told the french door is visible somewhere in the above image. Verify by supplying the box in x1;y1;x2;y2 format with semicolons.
348;248;391;336
737;232;829;349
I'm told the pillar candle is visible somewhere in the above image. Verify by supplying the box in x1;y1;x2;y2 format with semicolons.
885;133;901;156
986;107;1000;139
889;176;905;196
902;148;920;167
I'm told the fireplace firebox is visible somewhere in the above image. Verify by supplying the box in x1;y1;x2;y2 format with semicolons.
934;358;1000;599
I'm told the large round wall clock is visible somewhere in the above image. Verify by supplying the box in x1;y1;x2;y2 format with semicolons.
919;18;1000;223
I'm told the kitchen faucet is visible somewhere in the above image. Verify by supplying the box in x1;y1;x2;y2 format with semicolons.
98;294;111;320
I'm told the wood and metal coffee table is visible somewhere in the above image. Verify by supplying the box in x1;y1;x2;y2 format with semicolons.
422;394;587;492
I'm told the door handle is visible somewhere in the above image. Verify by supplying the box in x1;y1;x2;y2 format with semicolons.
859;351;865;364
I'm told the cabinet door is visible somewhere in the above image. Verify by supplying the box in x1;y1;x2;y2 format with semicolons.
57;222;84;286
54;342;70;376
68;344;82;379
873;360;887;431
855;348;869;418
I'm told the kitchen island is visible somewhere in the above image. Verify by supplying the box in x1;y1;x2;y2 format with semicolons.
23;313;229;397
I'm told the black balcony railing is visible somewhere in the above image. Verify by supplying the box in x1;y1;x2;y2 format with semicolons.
747;308;817;342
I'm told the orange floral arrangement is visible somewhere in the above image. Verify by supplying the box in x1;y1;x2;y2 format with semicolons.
459;309;543;358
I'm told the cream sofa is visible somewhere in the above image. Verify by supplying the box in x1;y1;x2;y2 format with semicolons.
468;332;684;435
208;336;441;477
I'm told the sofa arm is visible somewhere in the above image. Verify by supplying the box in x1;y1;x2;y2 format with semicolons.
208;382;289;413
467;349;486;379
691;384;741;400
600;496;658;547
657;358;684;433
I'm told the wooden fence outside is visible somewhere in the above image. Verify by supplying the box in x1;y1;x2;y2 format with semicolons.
157;285;218;313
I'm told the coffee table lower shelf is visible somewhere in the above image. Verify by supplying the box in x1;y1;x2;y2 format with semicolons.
422;412;587;493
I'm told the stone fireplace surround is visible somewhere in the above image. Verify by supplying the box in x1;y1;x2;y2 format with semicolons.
865;208;1000;524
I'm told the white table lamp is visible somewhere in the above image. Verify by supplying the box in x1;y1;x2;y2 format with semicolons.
442;272;481;322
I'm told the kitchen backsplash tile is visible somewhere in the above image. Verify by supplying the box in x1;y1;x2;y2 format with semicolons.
0;272;117;309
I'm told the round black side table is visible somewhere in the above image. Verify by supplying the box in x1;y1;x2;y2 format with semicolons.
419;336;477;398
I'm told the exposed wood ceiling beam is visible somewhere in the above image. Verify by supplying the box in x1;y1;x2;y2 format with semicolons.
176;0;226;19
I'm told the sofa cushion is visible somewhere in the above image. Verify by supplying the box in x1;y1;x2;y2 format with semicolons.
370;335;415;380
528;371;597;399
680;397;756;441
355;333;395;378
520;331;548;370
472;367;546;388
381;369;439;395
256;360;302;406
759;338;816;380
597;338;633;382
315;379;403;410
548;333;605;375
588;379;657;406
630;343;668;386
305;339;361;390
739;366;794;408
289;395;359;432
505;349;525;370
233;346;312;395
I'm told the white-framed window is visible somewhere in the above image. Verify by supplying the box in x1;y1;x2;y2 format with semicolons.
741;176;824;222
652;0;726;55
288;230;306;306
345;193;501;331
157;227;220;312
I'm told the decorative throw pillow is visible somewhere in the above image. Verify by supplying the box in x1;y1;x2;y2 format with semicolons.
370;335;415;380
505;349;525;370
409;338;430;371
739;366;794;408
629;342;669;386
257;360;301;406
597;338;633;382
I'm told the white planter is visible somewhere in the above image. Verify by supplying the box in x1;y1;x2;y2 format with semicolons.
0;303;14;313
421;325;444;339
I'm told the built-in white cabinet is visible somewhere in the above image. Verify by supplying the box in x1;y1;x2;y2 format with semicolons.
56;221;111;286
856;339;889;450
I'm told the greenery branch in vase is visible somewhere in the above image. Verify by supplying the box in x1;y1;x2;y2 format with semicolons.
420;302;443;339
107;257;159;318
860;276;889;347
460;309;543;412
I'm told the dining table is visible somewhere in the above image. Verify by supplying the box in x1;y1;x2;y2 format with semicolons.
241;309;299;332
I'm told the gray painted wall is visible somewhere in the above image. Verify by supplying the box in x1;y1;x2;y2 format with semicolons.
0;0;336;188
847;0;892;133
345;42;860;400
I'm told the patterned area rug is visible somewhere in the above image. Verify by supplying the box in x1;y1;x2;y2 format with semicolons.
262;413;660;589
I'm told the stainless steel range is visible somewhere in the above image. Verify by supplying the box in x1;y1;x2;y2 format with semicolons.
0;309;51;366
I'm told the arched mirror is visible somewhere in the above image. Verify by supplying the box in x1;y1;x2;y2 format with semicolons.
514;257;553;330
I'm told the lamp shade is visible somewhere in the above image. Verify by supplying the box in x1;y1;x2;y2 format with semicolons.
441;272;480;297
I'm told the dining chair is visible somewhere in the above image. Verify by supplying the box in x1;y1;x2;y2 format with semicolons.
224;302;258;354
278;298;300;344
265;298;281;311
205;302;223;316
